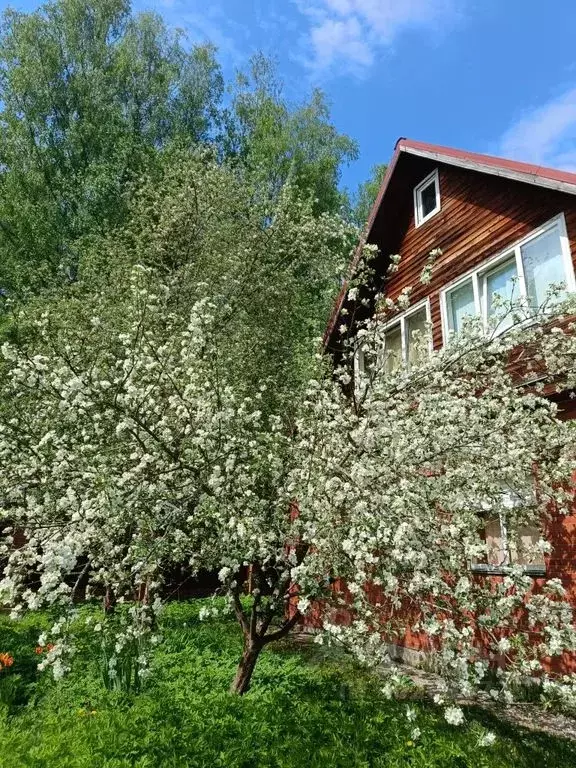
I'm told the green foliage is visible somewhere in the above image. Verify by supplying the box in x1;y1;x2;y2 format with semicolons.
0;0;356;299
352;162;388;228
0;0;223;294
0;611;50;709
0;602;574;767
15;152;356;414
229;54;358;215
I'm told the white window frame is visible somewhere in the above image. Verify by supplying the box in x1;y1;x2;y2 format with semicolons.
440;213;576;344
382;298;432;370
353;342;370;383
354;299;432;393
414;169;441;227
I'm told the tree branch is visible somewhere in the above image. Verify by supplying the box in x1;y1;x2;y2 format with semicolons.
261;610;301;645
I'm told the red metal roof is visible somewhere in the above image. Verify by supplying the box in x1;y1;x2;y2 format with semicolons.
365;138;576;239
397;138;576;187
324;137;576;347
396;139;576;186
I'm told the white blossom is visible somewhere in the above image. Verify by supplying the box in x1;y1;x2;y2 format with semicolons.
1;257;576;704
478;730;496;747
444;706;465;726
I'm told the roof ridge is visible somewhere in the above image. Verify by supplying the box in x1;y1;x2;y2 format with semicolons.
397;138;576;187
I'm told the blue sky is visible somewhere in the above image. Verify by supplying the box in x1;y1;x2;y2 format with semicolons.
5;0;576;195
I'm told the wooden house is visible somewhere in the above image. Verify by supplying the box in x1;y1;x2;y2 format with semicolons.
323;138;576;668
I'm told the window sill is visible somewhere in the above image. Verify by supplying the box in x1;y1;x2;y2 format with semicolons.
415;209;441;228
470;563;546;578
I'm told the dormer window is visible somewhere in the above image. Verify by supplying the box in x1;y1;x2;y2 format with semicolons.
414;169;440;227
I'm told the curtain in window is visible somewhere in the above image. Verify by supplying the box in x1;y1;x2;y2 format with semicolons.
406;309;428;368
447;279;475;332
384;325;402;374
508;524;543;566
485;257;518;329
484;517;507;566
482;514;543;567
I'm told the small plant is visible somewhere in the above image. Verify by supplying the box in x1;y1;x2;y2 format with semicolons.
0;652;19;708
92;612;156;694
99;637;145;693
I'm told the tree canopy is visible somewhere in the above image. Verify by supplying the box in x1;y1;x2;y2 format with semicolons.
352;162;387;228
0;156;357;692
0;0;357;297
2;179;576;707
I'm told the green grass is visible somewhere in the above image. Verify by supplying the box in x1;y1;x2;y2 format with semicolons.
0;601;575;767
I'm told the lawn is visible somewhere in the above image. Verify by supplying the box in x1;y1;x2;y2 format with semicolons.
0;600;575;767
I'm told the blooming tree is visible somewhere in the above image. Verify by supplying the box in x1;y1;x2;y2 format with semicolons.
0;269;310;691
2;185;576;709
0;151;359;694
291;286;576;711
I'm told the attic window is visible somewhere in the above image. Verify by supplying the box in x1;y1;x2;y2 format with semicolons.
414;169;440;227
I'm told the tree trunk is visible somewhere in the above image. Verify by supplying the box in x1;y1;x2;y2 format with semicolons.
230;641;262;695
103;586;117;615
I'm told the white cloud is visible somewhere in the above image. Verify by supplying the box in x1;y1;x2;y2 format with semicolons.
295;0;460;77
309;16;373;72
498;87;576;172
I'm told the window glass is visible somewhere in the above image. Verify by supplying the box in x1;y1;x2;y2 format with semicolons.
359;345;376;379
484;517;507;566
484;257;518;329
446;279;476;332
443;217;574;346
406;308;428;368
478;485;544;570
521;227;566;308
420;181;438;219
508;524;543;566
384;325;402;374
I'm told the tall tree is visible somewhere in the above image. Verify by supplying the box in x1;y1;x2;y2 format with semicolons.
0;155;356;692
352;162;387;228
228;54;358;215
0;1;357;299
0;0;224;294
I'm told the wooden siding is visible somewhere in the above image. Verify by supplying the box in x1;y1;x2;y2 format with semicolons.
369;154;576;350
318;159;576;674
